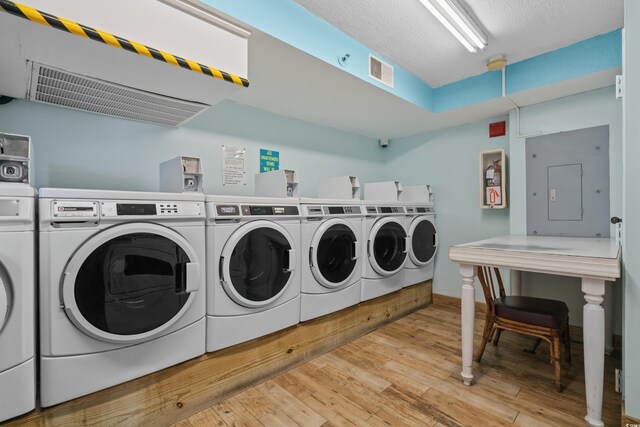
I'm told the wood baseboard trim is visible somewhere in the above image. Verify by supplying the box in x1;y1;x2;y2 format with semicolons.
8;281;432;426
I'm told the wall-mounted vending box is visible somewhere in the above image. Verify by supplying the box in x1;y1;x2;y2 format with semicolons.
401;184;434;204
255;169;299;198
159;156;203;193
318;175;361;200
0;132;31;184
364;181;403;201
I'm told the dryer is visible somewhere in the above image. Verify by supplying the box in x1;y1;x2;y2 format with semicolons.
0;184;35;422
38;188;206;407
403;203;437;287
361;202;408;301
300;198;363;321
206;195;301;352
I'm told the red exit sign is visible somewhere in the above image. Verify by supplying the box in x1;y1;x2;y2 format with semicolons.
489;121;506;138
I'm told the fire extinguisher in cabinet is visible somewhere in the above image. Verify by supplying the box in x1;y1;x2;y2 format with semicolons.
485;159;502;187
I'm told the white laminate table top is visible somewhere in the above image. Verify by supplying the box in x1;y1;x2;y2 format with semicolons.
452;235;620;259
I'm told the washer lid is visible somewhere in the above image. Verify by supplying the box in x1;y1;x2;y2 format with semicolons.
0;273;7;333
220;220;296;308
408;216;438;266
368;217;408;276
310;218;359;289
61;222;200;344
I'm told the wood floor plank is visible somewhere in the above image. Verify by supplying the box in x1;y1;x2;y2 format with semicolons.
212;396;262;427
384;359;520;423
302;393;370;427
287;367;373;423
421;388;515;427
318;352;392;393
233;386;276;419
168;419;194;427
255;381;327;427
187;407;226;427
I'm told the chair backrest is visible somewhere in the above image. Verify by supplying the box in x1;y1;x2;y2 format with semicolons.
477;266;506;315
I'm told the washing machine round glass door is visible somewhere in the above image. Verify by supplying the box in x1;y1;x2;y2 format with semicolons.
61;223;201;344
220;220;296;308
369;217;407;276
408;216;438;266
310;218;359;289
0;269;8;333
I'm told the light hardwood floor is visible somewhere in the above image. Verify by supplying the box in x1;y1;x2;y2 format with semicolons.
170;299;621;427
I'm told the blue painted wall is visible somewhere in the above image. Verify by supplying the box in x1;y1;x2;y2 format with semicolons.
0;100;383;195
383;117;511;301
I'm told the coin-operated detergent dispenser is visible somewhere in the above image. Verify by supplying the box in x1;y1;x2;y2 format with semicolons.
364;181;403;201
255;169;299;198
401;185;434;204
318;175;361;200
159;156;203;193
0;133;31;184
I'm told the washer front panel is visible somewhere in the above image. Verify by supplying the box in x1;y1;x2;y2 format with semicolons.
408;216;437;266
220;220;296;308
368;217;407;276
62;223;200;344
310;218;359;289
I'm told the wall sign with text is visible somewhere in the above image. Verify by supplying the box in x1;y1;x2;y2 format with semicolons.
260;149;279;172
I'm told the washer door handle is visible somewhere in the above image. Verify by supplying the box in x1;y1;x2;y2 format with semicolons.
351;241;360;261
177;262;200;293
403;236;409;254
283;249;296;273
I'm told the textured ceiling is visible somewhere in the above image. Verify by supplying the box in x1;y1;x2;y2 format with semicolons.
292;0;623;87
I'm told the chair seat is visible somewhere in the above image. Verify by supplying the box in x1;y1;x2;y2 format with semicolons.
495;296;569;329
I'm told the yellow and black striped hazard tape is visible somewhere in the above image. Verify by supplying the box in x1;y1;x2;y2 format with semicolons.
0;0;250;88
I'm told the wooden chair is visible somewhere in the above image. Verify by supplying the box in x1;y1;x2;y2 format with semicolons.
475;266;571;392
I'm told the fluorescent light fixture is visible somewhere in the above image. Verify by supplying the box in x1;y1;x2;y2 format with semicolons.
419;0;487;53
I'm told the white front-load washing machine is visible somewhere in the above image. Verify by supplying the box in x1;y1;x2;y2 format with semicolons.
361;202;408;302
38;188;206;407
300;198;363;321
0;184;35;422
403;203;437;287
206;195;301;352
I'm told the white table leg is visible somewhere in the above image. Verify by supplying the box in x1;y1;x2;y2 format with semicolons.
604;283;613;355
460;263;476;386
510;269;522;296
581;278;606;427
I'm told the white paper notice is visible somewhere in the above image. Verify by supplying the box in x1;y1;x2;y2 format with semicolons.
222;146;246;186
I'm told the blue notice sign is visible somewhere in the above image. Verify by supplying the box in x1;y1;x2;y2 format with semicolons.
260;149;279;172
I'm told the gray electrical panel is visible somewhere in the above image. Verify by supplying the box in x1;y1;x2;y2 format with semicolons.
526;125;610;237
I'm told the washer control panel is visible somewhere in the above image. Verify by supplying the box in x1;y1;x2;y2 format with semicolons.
51;200;202;218
101;202;202;217
52;201;98;218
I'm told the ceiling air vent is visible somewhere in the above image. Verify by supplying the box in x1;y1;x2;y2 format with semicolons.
369;54;394;88
27;63;209;126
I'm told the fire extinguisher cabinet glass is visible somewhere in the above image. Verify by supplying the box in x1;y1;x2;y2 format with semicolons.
480;149;507;209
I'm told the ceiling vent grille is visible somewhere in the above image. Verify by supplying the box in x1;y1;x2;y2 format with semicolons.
27;63;209;126
369;54;394;88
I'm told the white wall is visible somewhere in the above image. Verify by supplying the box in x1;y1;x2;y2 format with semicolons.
0;100;383;195
384;117;511;301
509;87;623;333
623;0;640;417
